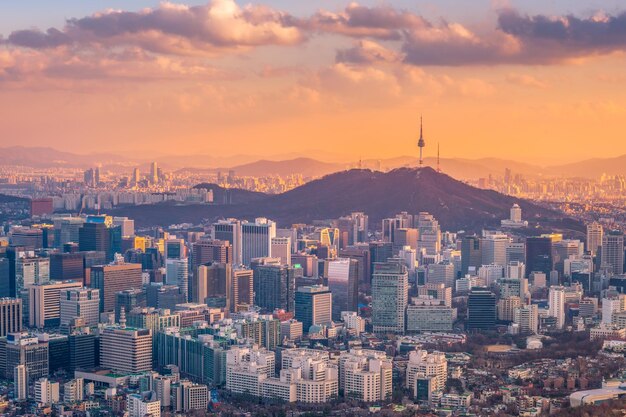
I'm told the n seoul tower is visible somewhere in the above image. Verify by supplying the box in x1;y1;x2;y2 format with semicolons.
417;116;425;166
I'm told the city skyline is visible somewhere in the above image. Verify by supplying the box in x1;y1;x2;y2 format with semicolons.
2;1;626;161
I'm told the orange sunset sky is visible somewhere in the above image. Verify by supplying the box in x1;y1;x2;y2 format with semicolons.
1;0;626;163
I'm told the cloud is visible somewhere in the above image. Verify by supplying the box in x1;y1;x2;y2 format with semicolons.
298;2;427;40
336;40;403;64
506;73;548;89
4;0;303;56
5;1;626;75
401;21;522;66
497;9;626;61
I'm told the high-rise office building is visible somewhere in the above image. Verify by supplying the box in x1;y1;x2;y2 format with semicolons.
295;285;332;333
369;242;393;281
416;212;441;256
461;236;482;276
49;253;84;282
27;280;82;328
482;233;510;266
6;247;34;298
586;222;603;257
506;242;526;265
601;230;625;275
513;304;539;334
16;256;50;296
497;296;522;322
525;237;553;277
90;262;143;313
326;258;359;320
426;262;455;288
79;222;111;261
166;258;189;301
60;288;100;327
271;237;291;265
466;288;496;331
10;227;44;250
0;298;22;336
191;239;232;269
53;217;85;248
5;332;49;380
254;264;297;312
146;283;186;310
150;161;159;183
339;246;371;286
100;325;152;374
232;267;254;311
241;218;276;266
112;217;135;238
14;364;27;400
0;258;10;298
372;262;408;334
194;263;231;309
165;239;186;260
115;288;147;322
548;286;566;329
68;324;96;372
212;219;242;265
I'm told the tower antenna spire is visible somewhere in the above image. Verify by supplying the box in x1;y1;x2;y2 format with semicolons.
437;142;441;173
417;115;425;166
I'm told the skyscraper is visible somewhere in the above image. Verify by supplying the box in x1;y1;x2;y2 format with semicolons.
191;239;232;269
416;212;441;256
212;219;242;265
14;364;27;400
270;237;291;265
79;222;112;261
461;235;482;276
166;258;189;301
150;161;159;184
5;333;49;381
241;218;276;266
49;253;84;282
295;285;332;333
100;325;152;374
16;256;50;296
327;258;359;320
254;263;297;312
0;298;22;337
90;262;143;313
586;222;603;256
525;237;553;277
232;267;254;311
372;262;408;334
27;280;83;328
601;230;625;275
60;288;100;327
165;238;186;260
548;286;566;329
482;233;510;267
194;263;231;309
466;288;496;331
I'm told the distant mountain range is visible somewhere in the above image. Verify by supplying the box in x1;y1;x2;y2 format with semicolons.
112;167;584;236
1;146;624;179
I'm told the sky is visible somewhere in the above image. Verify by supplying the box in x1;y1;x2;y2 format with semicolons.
1;0;626;163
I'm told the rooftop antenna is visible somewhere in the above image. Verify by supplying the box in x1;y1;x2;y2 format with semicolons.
437;142;441;173
417;115;425;166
